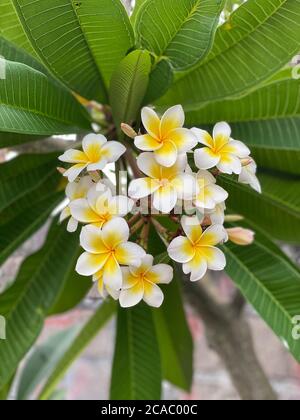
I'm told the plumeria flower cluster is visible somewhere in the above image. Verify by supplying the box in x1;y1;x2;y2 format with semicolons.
58;133;174;308
58;105;261;306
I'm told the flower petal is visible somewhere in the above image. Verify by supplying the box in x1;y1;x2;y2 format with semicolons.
137;152;162;178
134;134;162;151
79;224;108;254
59;206;71;223
129;254;154;277
213;122;231;140
63;163;88;182
161;153;188;179
76;252;108;276
171;173;196;200
168;236;195;263
181;215;203;244
119;282;144;308
153;185;177;213
143;281;164;308
202;247;226;270
82;134;107;154
168;128;197;153
103;256;123;290
183;254;208;282
59;149;87;163
128;177;160;200
199;224;226;247
86;158;108;172
66;176;94;200
160;105;184;136
223;139;250;158
194;148;220;170
115;242;146;267
148;264;173;284
108;196;134;217
67;217;78;233
141;107;161;139
101;217;130;248
101;141;126;163
217;154;242;175
191;128;214;147
154;141;178;167
70;199;100;224
121;267;139;290
207;184;228;204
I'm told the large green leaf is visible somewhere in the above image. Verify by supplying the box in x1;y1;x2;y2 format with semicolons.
159;0;300;108
0;153;58;213
0;60;90;137
0;191;63;266
16;327;79;400
38;299;116;400
143;59;174;105
0;36;45;74
185;78;300;175
110;304;162;400
135;0;225;70
223;235;300;363
0;132;43;149
12;0;135;100
153;265;193;391
48;270;92;316
109;49;151;131
131;0;148;24
220;172;300;243
0;0;37;57
0;220;81;388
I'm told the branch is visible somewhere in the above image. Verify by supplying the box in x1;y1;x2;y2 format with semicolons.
181;267;277;400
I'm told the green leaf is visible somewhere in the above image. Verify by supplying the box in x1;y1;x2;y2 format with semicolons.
219;172;300;243
0;0;37;57
153;265;193;391
109;49;151;130
144;59;174;105
0;219;81;388
0;36;46;74
0;191;63;266
16;327;79;400
185;78;300;175
12;0;135;100
38;299;116;400
48;271;92;316
0;153;59;213
110;304;162;400
135;0;225;70
0;132;43;149
131;0;148;25
223;234;300;363
0;60;90;136
159;0;300;108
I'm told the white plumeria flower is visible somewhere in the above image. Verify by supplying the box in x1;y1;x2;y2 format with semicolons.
192;122;250;175
119;255;173;308
168;216;226;282
60;176;94;232
76;218;146;290
129;153;195;213
69;184;133;228
238;159;262;193
193;170;228;211
93;270;120;300
134;105;197;168
59;134;126;182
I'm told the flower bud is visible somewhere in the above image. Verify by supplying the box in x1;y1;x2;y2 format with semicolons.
226;227;255;246
121;123;137;139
